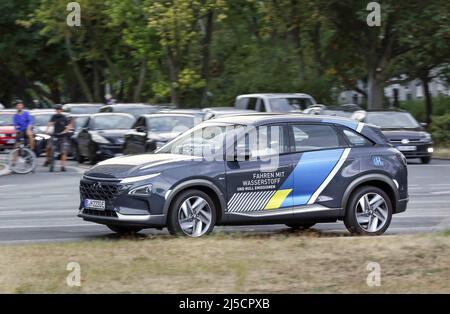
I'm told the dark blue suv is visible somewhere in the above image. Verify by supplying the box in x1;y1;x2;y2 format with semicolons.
79;114;408;237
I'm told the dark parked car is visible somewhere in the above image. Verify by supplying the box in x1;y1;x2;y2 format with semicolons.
63;103;103;114
352;110;433;164
30;110;56;156
76;113;136;164
124;113;200;154
99;104;160;118
79;114;408;237
68;114;90;159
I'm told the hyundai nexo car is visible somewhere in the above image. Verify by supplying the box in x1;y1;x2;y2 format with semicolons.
79;114;408;237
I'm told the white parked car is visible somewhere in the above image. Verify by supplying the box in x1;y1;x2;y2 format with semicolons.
234;93;316;113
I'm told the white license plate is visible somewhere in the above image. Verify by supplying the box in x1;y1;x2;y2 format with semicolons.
397;146;417;152
84;199;106;210
6;139;15;144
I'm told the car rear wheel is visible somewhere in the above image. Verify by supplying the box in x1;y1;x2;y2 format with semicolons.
421;157;431;164
344;186;392;236
107;225;142;234
285;223;315;230
167;189;216;237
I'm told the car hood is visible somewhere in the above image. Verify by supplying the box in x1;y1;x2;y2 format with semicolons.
148;131;181;142
86;153;200;179
0;126;15;133
381;129;426;140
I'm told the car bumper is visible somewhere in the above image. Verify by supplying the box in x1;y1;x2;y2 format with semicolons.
78;178;166;228
392;143;433;159
395;197;409;214
0;136;16;148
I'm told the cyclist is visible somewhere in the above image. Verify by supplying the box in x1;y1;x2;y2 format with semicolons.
12;100;35;151
44;104;72;172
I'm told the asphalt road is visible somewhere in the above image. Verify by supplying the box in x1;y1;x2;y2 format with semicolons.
0;156;449;244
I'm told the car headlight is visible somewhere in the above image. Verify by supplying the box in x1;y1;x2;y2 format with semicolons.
92;134;110;144
129;184;153;195
420;132;432;142
0;134;5;137
120;173;161;184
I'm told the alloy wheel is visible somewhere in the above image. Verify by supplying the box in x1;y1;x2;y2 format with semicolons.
178;196;212;237
355;193;389;233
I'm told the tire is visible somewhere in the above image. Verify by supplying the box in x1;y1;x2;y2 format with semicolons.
167;189;217;237
88;144;98;165
344;186;392;236
286;223;315;230
107;225;142;234
75;145;85;163
421;157;431;164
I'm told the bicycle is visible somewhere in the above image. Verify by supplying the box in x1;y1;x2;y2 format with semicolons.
8;133;37;174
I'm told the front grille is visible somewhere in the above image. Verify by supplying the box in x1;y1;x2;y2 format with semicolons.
80;181;129;208
82;209;118;218
390;139;421;144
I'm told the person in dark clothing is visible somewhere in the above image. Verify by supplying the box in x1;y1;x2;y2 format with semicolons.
45;104;73;171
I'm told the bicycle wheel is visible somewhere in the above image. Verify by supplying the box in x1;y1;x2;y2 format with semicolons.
9;148;37;174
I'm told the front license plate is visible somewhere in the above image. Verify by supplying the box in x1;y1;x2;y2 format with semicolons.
6;139;15;144
84;199;106;210
398;146;417;152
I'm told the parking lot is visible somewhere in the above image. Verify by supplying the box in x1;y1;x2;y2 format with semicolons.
0;155;449;245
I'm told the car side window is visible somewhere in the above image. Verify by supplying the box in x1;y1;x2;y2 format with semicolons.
237;125;288;158
291;124;342;152
256;98;266;112
247;98;257;111
343;129;373;147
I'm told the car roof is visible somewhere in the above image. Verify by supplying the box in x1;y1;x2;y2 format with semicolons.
141;113;196;118
104;103;157;108
90;112;135;118
63;103;103;107
236;93;313;99
206;113;360;129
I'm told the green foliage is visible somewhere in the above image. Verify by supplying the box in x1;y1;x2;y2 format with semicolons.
430;114;450;147
400;97;450;122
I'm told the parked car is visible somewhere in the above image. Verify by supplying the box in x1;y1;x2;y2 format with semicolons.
30;110;55;156
235;93;317;112
0;111;16;150
63;103;104;114
68;114;90;160
79;114;408;237
76;113;136;164
352;110;433;164
124;113;199;154
99;104;160;118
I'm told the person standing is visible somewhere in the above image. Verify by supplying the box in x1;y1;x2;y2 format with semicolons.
45;104;72;172
12;100;35;150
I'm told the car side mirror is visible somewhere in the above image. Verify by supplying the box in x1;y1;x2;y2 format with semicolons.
136;126;147;133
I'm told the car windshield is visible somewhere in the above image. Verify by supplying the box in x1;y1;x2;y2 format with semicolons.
116;107;158;118
157;123;232;157
73;116;89;130
366;112;420;129
0;114;13;126
269;98;313;112
32;114;53;126
69;106;101;114
93;115;135;130
147;116;194;133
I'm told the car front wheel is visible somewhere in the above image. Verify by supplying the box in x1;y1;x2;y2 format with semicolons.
344;186;392;236
167;189;216;237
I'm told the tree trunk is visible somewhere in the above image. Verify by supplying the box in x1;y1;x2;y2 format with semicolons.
200;9;214;107
166;48;180;107
64;32;94;102
367;69;384;110
422;77;433;124
133;60;147;102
